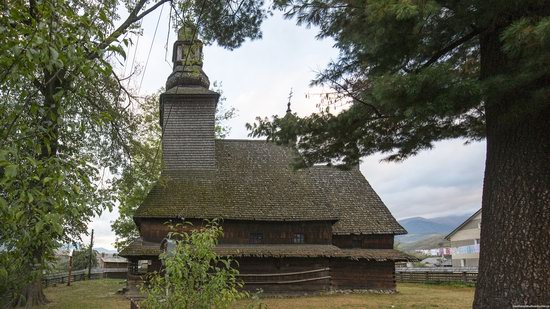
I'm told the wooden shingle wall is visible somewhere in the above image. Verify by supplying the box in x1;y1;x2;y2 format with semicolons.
162;97;216;170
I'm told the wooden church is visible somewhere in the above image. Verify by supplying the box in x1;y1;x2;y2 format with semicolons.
120;26;410;294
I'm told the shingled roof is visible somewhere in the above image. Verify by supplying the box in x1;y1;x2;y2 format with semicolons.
119;238;161;257
134;140;405;235
309;167;406;235
120;240;415;261
215;244;415;261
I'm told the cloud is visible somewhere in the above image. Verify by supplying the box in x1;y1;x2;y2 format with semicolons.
361;140;485;220
82;208;120;251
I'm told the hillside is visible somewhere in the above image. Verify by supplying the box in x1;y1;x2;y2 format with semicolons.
399;234;450;252
396;213;473;251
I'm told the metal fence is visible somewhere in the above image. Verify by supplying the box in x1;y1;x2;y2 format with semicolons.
43;268;127;287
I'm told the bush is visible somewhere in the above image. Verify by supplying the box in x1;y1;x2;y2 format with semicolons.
141;220;250;309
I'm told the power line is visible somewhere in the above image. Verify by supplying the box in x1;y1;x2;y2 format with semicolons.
164;4;173;67
127;22;141;88
138;2;165;93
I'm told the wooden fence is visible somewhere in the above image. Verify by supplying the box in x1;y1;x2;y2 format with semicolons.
395;267;477;284
43;268;127;287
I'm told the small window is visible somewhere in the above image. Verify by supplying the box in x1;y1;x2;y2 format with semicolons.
460;259;466;267
249;233;263;244
352;238;362;248
292;233;304;244
176;45;183;61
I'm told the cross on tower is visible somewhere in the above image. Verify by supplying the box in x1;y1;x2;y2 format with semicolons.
286;88;293;113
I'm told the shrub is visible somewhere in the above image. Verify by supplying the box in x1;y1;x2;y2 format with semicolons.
141;220;249;309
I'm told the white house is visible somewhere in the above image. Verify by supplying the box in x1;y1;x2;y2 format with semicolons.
445;209;481;267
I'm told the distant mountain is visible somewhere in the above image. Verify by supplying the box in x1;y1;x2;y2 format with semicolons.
399;213;472;236
399;217;453;235
94;247;117;254
399;234;450;251
396;213;473;250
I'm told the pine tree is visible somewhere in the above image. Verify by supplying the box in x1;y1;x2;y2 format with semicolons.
250;1;550;307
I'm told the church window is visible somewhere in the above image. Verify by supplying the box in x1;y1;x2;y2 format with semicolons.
292;233;304;244
249;233;263;244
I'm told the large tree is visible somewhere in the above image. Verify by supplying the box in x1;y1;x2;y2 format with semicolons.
249;0;549;307
0;0;265;307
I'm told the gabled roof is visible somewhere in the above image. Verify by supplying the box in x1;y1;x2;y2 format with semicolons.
134;140;406;235
444;209;481;240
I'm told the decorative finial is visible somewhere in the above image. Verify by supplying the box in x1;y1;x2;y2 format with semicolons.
286;88;293;113
166;21;210;89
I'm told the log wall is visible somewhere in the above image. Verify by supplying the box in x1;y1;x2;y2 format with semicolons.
139;219;333;244
332;234;394;249
330;259;396;290
235;257;331;294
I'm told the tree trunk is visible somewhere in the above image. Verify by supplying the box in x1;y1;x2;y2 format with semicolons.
474;27;550;308
14;72;62;308
14;276;48;308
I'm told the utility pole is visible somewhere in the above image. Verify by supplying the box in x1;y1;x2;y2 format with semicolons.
87;229;94;280
67;249;73;286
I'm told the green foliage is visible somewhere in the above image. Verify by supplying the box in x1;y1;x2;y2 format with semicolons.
111;92;163;251
213;82;238;139
249;0;549;167
71;246;98;271
0;0;265;305
141;221;249;309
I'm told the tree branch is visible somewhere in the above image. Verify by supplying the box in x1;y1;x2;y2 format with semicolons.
416;29;480;72
319;72;385;118
91;0;171;59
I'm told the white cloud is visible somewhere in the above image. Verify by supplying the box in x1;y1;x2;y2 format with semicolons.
361;140;485;220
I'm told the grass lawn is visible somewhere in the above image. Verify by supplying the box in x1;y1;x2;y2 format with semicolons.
38;279;128;309
238;283;474;309
39;279;474;309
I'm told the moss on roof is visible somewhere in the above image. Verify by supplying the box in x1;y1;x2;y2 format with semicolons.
215;244;415;261
134;140;406;235
308;166;406;235
120;240;415;262
119;238;161;258
135;140;336;221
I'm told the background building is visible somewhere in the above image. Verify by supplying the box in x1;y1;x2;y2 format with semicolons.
445;209;481;267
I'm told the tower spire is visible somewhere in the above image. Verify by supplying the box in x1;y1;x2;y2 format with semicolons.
286;88;293;114
166;22;210;90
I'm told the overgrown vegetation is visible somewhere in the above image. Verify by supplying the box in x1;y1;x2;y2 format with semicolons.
140;221;251;309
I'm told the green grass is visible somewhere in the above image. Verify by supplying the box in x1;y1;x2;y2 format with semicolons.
40;279;474;309
38;279;128;309
239;284;474;308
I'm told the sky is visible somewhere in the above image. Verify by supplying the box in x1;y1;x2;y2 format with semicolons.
85;7;486;250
